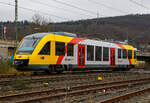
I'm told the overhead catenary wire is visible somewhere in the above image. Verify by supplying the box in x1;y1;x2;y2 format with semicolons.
51;0;97;15
57;0;106;17
87;0;129;14
129;0;150;10
1;0;148;22
30;0;93;18
0;1;70;21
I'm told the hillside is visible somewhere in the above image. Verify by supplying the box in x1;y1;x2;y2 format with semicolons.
51;14;150;42
1;14;150;50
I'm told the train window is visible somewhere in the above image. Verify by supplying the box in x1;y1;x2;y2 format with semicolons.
95;46;102;61
128;50;132;59
87;45;94;61
67;43;74;56
123;50;127;58
118;49;122;59
134;51;136;59
103;47;109;61
56;42;65;56
39;41;50;55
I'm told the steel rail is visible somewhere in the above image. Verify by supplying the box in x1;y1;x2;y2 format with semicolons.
0;74;98;86
99;88;150;103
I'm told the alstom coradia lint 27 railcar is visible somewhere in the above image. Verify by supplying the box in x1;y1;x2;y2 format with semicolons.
13;32;137;72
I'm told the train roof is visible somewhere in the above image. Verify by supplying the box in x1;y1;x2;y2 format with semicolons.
24;32;77;39
79;39;135;50
24;32;135;50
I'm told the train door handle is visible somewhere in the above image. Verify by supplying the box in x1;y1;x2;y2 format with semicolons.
40;56;45;59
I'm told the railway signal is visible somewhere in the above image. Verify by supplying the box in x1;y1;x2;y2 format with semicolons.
3;26;7;39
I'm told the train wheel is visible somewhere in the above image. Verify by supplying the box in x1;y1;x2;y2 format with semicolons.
112;68;118;71
45;70;51;74
56;71;62;74
56;69;63;74
124;68;130;71
33;72;38;75
55;68;63;74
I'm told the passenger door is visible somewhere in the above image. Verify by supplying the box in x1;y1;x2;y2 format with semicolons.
110;48;115;67
78;45;85;67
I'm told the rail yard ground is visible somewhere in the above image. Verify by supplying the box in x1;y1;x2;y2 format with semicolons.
0;69;150;103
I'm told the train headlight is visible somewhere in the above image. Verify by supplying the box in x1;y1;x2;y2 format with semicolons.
14;59;29;66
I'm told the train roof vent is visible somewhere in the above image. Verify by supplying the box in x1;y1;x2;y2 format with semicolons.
51;32;77;37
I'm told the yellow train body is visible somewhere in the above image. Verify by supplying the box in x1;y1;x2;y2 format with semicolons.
123;45;137;65
15;34;73;65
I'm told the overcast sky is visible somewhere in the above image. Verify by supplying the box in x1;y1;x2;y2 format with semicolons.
0;0;150;22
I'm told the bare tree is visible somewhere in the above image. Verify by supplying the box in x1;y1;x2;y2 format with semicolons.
30;14;51;33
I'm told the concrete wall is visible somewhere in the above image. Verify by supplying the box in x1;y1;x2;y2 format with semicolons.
0;47;16;59
0;39;16;59
0;47;8;59
0;39;15;46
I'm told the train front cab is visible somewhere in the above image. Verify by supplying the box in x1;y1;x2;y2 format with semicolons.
121;45;137;70
14;34;74;72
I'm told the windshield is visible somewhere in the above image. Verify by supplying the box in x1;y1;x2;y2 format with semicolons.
20;38;39;48
17;38;40;55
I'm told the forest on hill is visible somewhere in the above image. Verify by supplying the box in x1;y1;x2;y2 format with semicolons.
0;14;150;50
53;14;150;42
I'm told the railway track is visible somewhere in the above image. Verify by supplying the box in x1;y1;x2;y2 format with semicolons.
0;73;99;85
1;77;150;103
0;72;148;89
0;70;103;78
100;88;150;103
0;69;147;79
0;71;150;95
0;70;149;83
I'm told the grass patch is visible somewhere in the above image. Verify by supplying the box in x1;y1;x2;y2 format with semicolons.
0;60;18;74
